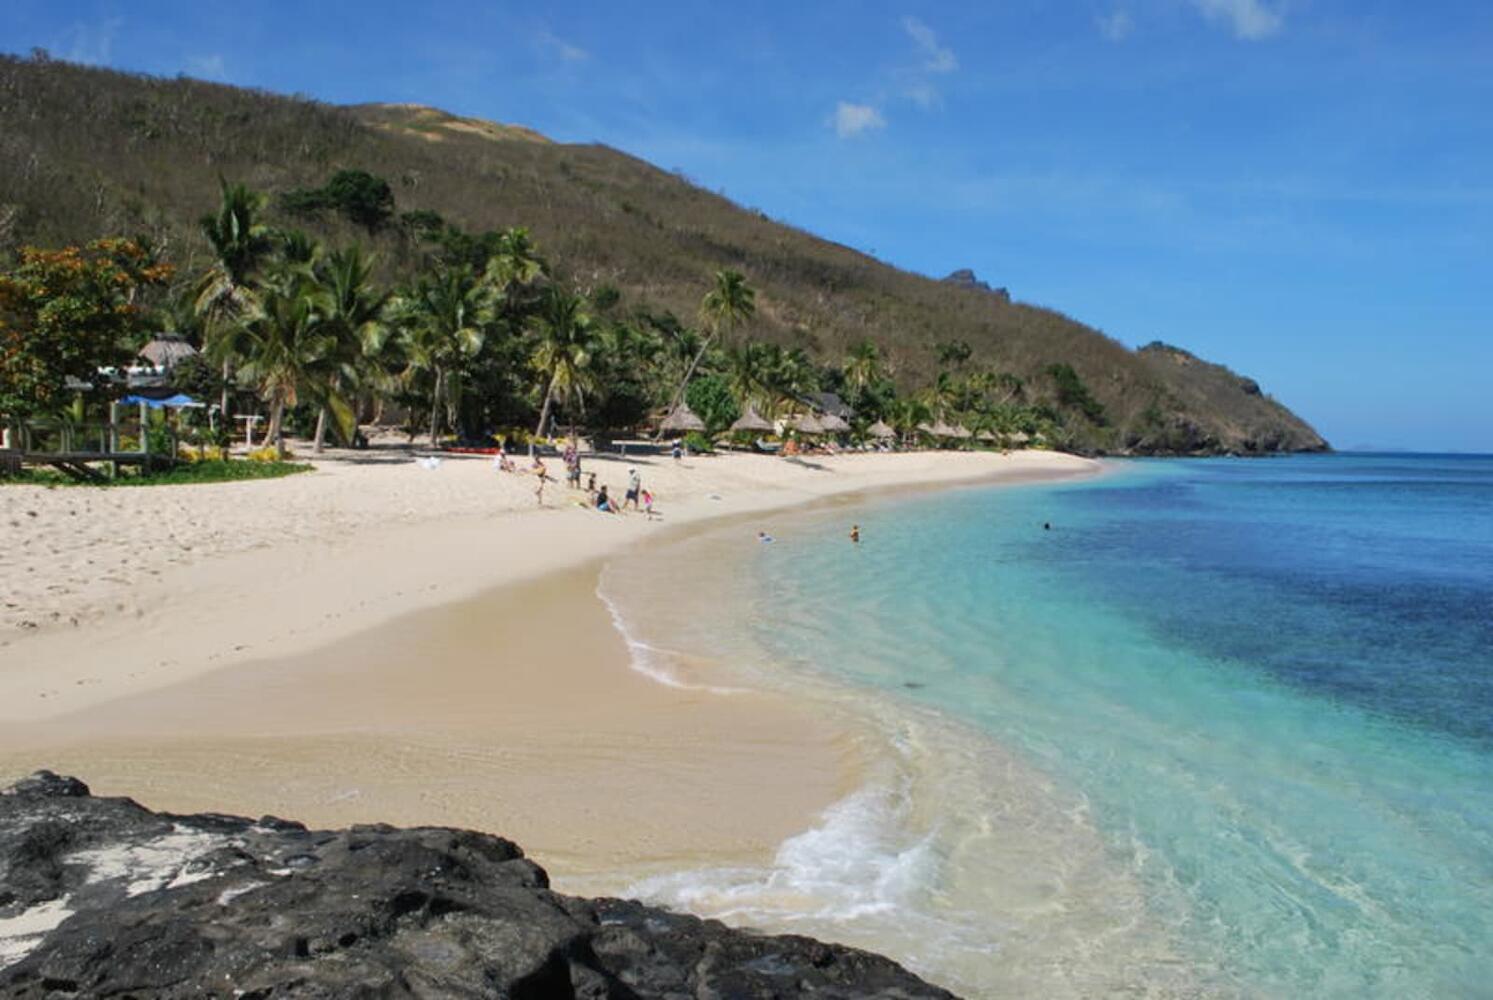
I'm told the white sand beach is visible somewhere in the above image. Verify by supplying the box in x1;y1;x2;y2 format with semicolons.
0;447;1096;875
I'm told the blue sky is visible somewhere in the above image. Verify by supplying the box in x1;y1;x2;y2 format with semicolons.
3;1;1491;450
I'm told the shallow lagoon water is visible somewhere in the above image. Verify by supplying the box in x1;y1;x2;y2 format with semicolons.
599;454;1493;998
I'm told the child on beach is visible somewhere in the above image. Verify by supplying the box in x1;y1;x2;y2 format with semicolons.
642;489;655;520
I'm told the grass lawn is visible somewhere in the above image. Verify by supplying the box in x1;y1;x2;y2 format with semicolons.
2;460;313;487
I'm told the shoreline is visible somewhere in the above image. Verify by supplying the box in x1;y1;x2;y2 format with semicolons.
0;449;1099;881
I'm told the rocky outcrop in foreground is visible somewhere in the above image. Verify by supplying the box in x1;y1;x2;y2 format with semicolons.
0;772;954;998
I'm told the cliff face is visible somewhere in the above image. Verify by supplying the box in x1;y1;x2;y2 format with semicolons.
0;772;954;998
1130;343;1328;455
0;55;1325;455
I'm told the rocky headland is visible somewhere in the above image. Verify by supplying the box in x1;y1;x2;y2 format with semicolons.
0;771;954;998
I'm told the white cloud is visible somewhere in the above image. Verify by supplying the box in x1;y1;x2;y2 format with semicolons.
831;102;886;139
902;16;958;73
184;53;226;80
1096;9;1135;42
1190;0;1283;40
905;82;939;109
536;28;588;63
63;16;122;65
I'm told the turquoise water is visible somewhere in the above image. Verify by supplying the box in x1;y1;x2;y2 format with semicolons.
599;455;1493;997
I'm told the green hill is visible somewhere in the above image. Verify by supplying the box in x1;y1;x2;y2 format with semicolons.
0;53;1326;455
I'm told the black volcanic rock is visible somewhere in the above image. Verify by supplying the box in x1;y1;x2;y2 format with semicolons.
0;771;955;998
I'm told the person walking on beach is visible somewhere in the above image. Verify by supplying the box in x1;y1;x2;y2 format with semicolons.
671;440;683;462
624;468;642;510
642;489;656;520
533;456;553;505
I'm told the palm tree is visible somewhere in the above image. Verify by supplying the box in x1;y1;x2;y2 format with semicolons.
843;339;887;400
671;269;755;414
889;397;931;447
485;227;546;291
396;264;492;447
529;286;597;438
311;245;390;452
195;180;276;421
222;267;339;458
723;341;776;412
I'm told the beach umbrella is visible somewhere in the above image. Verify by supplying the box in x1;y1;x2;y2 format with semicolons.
867;419;896;439
659;402;706;434
792;412;826;435
729;404;774;433
818;412;851;433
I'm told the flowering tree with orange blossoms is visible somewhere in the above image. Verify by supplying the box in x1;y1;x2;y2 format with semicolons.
0;239;172;419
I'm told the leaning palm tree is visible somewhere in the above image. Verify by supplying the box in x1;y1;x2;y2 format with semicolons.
395;264;493;447
311;244;390;452
194;180;276;421
529;286;597;438
669;269;755;415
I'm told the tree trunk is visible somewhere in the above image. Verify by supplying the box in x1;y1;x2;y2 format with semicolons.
220;360;233;427
428;368;443;449
313;406;328;454
534;376;556;440
265;396;286;459
660;333;715;439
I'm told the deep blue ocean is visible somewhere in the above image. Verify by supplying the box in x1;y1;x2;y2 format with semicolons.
604;454;1493;997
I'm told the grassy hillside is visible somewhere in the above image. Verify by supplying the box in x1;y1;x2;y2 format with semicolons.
0;53;1326;454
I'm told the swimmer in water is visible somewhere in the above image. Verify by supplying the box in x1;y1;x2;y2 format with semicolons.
757;531;774;543
849;524;860;543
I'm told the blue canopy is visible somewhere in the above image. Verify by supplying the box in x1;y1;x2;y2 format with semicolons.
120;393;205;409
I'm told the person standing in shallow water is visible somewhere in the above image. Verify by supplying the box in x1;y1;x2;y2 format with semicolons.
850;524;860;543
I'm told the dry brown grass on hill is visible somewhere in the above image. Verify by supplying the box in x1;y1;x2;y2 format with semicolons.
0;53;1325;454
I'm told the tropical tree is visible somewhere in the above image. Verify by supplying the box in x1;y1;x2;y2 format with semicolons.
842;340;887;396
671;269;755;413
220;266;339;458
312;244;390;452
0;239;171;423
396;264;493;447
529;286;596;438
195;181;276;418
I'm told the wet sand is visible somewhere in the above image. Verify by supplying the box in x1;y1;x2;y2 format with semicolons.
0;564;858;877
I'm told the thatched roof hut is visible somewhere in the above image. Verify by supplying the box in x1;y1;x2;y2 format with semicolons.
730;404;774;433
928;419;960;438
138;335;198;371
818;412;851;433
867;419;896;439
792;413;826;435
659;402;706;434
950;424;973;440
